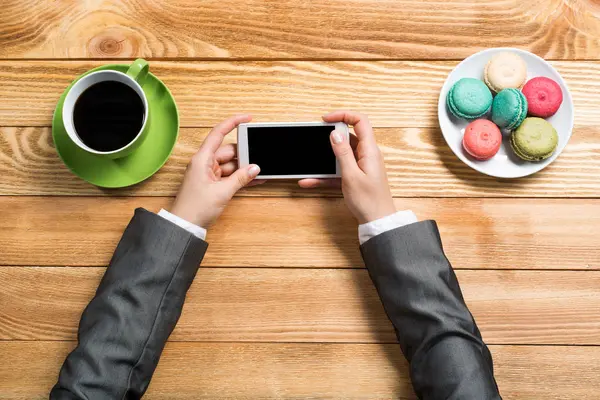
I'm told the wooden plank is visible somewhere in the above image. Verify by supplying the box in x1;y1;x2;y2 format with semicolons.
0;197;598;269
1;341;598;399
2;126;600;197
1;0;600;60
0;60;598;128
2;267;599;344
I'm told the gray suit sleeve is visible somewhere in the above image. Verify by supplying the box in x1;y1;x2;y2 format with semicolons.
50;208;208;400
360;220;501;400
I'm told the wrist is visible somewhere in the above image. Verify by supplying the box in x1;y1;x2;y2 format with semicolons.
358;204;397;225
158;209;208;240
169;203;209;228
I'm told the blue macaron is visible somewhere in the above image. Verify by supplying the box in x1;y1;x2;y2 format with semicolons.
447;78;493;120
491;88;528;131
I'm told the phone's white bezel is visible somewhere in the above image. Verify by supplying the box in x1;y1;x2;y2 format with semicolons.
237;121;349;179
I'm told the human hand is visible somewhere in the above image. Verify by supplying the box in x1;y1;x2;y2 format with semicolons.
170;115;265;228
298;111;396;224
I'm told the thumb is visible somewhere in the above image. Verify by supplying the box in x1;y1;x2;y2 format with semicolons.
330;130;360;175
225;164;261;194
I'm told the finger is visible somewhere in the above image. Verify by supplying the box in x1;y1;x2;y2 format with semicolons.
330;129;362;176
247;179;267;187
199;114;252;156
219;161;237;177
323;110;376;146
298;178;341;189
215;143;237;164
224;164;261;194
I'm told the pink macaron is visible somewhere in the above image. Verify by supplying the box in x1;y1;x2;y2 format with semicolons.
522;77;563;118
462;119;502;160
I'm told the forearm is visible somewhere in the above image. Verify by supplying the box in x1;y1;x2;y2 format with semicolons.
51;208;208;400
361;220;499;399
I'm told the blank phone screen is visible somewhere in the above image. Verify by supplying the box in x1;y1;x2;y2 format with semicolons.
247;126;337;175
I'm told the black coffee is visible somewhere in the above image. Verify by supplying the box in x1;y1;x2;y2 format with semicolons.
73;81;144;152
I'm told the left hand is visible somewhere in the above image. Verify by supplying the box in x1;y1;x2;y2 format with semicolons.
170;115;265;228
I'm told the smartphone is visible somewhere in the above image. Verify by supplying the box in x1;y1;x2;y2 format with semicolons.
237;122;349;179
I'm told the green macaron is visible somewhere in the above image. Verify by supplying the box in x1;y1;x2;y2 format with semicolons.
447;78;493;120
510;117;559;161
491;88;528;131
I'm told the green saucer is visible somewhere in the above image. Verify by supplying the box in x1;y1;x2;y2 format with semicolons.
52;64;179;188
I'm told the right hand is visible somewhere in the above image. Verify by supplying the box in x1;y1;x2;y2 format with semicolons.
298;111;396;224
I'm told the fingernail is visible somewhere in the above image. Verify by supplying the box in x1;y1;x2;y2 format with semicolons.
331;130;344;144
248;164;260;177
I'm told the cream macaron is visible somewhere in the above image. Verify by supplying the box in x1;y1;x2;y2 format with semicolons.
484;52;528;93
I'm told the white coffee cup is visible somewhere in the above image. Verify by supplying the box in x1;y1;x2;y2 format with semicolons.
62;59;150;159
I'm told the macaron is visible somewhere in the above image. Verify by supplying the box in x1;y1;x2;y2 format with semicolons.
447;78;493;120
522;77;563;118
510;117;559;161
462;119;502;160
491;88;528;131
484;52;528;93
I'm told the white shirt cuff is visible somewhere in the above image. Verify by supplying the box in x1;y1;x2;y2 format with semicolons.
158;209;207;241
358;210;418;245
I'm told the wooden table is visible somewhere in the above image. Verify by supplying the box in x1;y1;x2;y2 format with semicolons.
1;0;600;398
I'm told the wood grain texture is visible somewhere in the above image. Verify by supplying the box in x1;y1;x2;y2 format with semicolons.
2;1;597;397
2;0;600;60
1;341;599;399
2;126;600;197
0;197;598;270
0;60;598;128
1;267;599;344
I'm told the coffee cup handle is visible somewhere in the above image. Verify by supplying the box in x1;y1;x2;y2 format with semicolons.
126;59;149;85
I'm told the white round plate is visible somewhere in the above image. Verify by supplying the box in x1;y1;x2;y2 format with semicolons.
438;48;574;178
